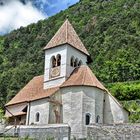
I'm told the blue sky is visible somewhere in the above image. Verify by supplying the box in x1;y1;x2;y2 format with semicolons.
42;0;79;16
0;0;79;35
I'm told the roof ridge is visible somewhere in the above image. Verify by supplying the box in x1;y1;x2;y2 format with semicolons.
66;19;68;42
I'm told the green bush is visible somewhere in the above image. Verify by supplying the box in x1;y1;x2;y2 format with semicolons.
122;100;140;123
0;107;4;120
107;81;140;100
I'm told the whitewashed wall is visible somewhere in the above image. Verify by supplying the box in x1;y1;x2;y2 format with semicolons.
28;98;49;125
61;86;104;139
61;87;83;138
104;93;129;124
66;45;88;78
44;44;88;89
44;45;67;89
82;87;104;137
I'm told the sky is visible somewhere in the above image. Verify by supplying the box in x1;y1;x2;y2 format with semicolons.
0;0;79;35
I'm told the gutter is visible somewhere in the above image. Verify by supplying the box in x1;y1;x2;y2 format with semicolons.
27;102;30;125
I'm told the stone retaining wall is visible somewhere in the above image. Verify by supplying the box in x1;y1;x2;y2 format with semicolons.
5;124;70;140
87;123;140;140
0;122;5;134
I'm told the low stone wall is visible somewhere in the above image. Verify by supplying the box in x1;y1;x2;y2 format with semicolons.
5;124;70;140
0;121;5;134
87;123;140;140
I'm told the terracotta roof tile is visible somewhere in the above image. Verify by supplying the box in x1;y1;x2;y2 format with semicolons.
44;19;89;56
6;76;59;106
61;65;106;90
6;66;105;106
6;66;127;112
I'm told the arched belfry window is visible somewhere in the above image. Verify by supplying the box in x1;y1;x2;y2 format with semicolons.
74;58;79;67
78;60;83;66
51;56;56;68
70;56;75;67
35;112;40;122
96;115;100;123
56;54;61;66
51;54;61;68
85;113;91;125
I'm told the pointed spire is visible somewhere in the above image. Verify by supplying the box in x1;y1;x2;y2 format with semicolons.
44;19;89;56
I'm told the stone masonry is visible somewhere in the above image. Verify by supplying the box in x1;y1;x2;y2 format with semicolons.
5;124;70;140
87;123;140;140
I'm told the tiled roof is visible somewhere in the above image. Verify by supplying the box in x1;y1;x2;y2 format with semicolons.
6;76;59;106
44;19;89;56
6;66;105;106
6;66;127;112
61;65;106;90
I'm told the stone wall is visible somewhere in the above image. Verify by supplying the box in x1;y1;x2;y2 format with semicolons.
87;123;140;140
0;122;5;134
5;124;70;140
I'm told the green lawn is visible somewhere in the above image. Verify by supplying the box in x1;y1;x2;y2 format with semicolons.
0;137;18;140
0;137;33;140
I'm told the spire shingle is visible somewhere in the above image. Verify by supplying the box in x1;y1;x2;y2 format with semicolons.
44;19;89;56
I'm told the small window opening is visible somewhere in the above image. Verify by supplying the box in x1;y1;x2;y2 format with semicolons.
36;112;40;122
56;54;61;66
74;58;78;67
51;56;56;68
96;115;100;123
85;113;90;125
70;56;75;67
78;60;83;66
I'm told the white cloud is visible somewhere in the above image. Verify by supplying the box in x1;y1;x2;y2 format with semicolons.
0;0;46;34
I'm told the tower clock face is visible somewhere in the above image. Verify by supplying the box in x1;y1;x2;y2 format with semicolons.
50;67;60;78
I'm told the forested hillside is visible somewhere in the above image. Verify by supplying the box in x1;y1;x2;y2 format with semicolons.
0;0;140;121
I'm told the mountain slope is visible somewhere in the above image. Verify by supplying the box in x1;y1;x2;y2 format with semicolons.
0;0;140;104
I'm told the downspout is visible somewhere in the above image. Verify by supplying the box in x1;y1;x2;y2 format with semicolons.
27;102;30;125
103;91;106;124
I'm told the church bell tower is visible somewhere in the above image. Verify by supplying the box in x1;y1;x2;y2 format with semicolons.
43;19;90;89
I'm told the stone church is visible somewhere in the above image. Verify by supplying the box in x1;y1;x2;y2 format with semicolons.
5;19;129;138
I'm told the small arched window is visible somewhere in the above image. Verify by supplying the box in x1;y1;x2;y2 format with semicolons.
35;112;40;122
85;113;91;125
78;60;83;66
96;115;100;123
56;54;61;66
51;56;56;68
70;56;75;67
74;58;78;67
